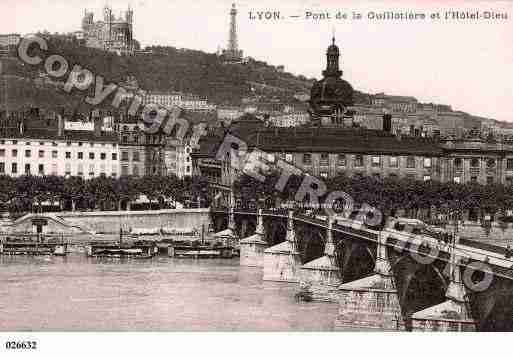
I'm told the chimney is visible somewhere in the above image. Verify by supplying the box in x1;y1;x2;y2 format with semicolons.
94;116;102;137
57;114;64;136
382;113;392;133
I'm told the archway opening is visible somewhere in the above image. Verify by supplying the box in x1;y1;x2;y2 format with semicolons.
339;242;375;283
402;264;446;318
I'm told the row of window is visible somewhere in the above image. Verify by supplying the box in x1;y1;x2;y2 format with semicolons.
120;151;141;162
454;175;496;185
453;158;513;170
316;170;432;182
282;153;432;169
0;149;119;161
0;140;116;148
0;162;118;177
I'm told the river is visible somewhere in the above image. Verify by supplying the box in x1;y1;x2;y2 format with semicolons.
0;255;338;331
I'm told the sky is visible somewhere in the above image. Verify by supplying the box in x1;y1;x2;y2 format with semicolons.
0;0;512;122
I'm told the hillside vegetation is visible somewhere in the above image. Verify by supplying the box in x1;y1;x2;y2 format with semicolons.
3;34;317;111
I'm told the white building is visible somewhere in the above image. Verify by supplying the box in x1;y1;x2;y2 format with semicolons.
0;137;120;178
270;112;310;127
164;139;192;179
143;91;215;112
0;33;21;47
217;106;243;122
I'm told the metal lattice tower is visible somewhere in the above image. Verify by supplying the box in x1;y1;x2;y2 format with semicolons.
228;3;238;53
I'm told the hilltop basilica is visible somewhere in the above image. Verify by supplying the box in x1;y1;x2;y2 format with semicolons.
81;5;136;55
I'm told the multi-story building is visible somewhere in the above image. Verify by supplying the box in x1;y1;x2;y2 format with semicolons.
81;5;135;55
180;95;216;112
269;112;310;127
0;33;20;57
118;120;149;177
439;137;513;185
0;33;21;48
0;112;119;178
371;93;418;113
163;138;193;179
191;38;513;206
192;119;444;206
143;91;183;108
142;91;215;112
217;106;243;123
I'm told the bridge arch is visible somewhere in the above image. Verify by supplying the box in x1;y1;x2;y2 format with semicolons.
392;255;448;320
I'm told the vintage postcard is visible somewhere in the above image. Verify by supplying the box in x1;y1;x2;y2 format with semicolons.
0;0;512;356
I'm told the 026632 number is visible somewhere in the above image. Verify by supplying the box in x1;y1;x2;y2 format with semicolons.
5;341;37;350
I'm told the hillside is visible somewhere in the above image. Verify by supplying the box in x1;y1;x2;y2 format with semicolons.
2;34;317;111
1;34;498;130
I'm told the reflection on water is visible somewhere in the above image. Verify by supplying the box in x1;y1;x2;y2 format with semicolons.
0;255;338;331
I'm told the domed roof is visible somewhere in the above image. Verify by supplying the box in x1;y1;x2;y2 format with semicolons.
308;36;354;117
310;76;353;106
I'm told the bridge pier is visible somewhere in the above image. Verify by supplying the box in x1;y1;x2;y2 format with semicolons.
410;245;477;331
240;209;267;267
263;211;301;282
212;206;239;244
299;217;341;302
335;233;405;331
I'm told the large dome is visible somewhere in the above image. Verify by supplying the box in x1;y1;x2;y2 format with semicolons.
309;37;354;119
310;76;353;107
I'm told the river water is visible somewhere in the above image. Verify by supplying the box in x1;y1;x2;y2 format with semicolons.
0;255;338;331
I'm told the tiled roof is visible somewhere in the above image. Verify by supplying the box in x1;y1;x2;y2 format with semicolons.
194;124;442;157
1;128;118;143
238;127;442;156
194;121;442;156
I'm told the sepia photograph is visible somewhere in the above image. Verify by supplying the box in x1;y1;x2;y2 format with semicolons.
0;0;513;356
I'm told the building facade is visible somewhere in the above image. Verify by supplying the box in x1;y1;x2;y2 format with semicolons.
118;121;149;177
0;33;20;57
143;92;216;112
0;33;20;48
191;38;513;206
269;112;310;127
0;114;119;178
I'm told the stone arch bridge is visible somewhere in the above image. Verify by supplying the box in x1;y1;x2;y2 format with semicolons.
211;207;513;331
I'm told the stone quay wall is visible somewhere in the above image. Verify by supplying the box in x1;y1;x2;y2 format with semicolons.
49;208;212;234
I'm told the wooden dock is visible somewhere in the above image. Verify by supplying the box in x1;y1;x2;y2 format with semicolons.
0;234;68;256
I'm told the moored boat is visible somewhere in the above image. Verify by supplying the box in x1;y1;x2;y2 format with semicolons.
0;234;69;256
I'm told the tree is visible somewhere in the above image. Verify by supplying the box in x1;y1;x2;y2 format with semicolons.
114;176;140;210
0;175;16;212
63;176;86;211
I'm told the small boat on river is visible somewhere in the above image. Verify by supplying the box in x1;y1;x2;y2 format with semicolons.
86;239;158;259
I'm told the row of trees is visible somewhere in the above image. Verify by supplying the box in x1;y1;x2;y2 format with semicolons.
0;174;210;217
233;172;513;222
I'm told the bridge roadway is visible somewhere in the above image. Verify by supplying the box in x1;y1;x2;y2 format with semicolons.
213;208;513;276
211;207;513;331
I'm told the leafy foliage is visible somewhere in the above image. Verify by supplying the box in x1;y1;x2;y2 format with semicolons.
233;172;513;221
0;174;207;214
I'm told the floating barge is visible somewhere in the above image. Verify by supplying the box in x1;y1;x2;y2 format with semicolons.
86;240;158;259
0;234;68;256
167;243;237;259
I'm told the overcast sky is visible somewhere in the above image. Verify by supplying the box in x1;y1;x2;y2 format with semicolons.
1;0;512;122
